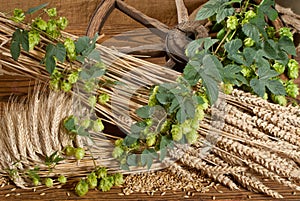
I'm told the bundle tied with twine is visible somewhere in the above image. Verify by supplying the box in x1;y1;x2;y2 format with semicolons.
0;7;300;198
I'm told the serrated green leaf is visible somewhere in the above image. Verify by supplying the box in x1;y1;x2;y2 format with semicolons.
249;12;267;39
242;23;260;43
26;3;49;14
141;149;158;169
120;164;130;171
276;51;289;66
216;7;234;23
130;121;147;134
262;39;277;59
136;105;151;118
75;36;90;54
250;78;266;97
64;116;76;132
196;4;217;21
258;66;279;80
224;39;243;55
266;79;286;95
54;43;66;62
123;135;138;146
10;41;20;60
278;36;296;56
220;64;243;85
255;56;270;70
21;30;29;51
87;49;101;61
79;65;105;80
45;44;56;74
202;75;219;104
127;154;137;166
183;60;202;86
202;54;222;82
243;47;255;66
258;0;278;21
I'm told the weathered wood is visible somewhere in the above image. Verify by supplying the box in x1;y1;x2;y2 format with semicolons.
175;0;189;23
86;0;116;38
115;0;169;39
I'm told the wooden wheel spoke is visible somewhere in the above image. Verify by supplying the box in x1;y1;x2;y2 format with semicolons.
116;43;165;57
175;0;189;23
87;0;116;37
115;0;169;39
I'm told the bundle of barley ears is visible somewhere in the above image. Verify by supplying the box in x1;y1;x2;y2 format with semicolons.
0;10;300;199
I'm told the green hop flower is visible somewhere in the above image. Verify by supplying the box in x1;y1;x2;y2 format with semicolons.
171;124;183;141
272;95;287;106
64;38;76;54
80;119;91;129
58;175;67;184
148;86;159;106
221;83;234;94
44;178;53;187
245;10;256;19
98;93;110;105
61;81;72;92
195;106;205;121
84;81;96;93
287;59;299;79
67;71;79;84
112;146;124;159
49;79;60;91
32;177;39;186
28;30;40;50
146;135;156;147
241;65;253;78
46;8;57;17
96;167;107;179
244;37;255;47
75;179;89;197
98;177;114;192
279;27;293;41
160;119;171;133
64;145;75;156
113;173;124;186
88;95;97;107
57;17;68;30
266;26;276;39
93;118;104;132
74;147;85;160
272;62;285;74
33;17;47;31
46;19;58;33
114;139;123;147
12;8;25;22
263;93;268;100
87;172;98;189
226;16;239;30
181;120;193;135
285;80;299;98
186;130;199;144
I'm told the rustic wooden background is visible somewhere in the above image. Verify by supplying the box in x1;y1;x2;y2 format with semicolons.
0;0;300;200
